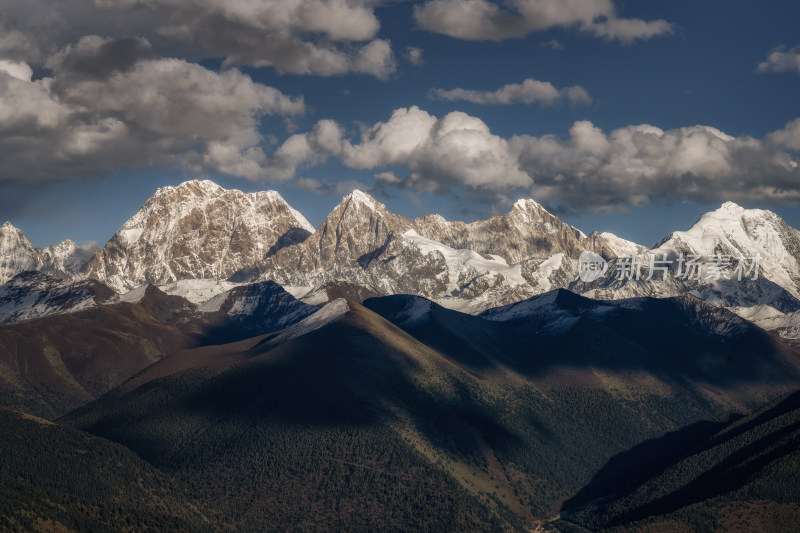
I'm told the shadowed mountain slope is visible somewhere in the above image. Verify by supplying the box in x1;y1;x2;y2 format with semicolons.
0;407;220;532
0;280;315;418
366;290;800;405
0;299;197;418
64;296;800;530
559;390;800;532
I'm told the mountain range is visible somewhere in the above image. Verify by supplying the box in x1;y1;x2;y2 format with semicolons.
3;179;800;339
2;181;800;529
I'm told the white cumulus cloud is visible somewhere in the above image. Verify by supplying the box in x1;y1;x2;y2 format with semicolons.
261;107;800;210
0;36;304;183
429;78;592;105
758;45;800;74
768;118;800;151
266;106;531;193
511;120;800;210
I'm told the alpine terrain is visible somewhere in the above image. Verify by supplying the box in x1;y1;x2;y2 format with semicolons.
1;179;800;531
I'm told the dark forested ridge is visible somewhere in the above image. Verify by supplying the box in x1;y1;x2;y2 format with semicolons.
57;295;800;531
0;407;220;532
556;390;800;532
64;303;524;531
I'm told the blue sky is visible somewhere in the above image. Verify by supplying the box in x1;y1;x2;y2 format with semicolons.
1;0;799;249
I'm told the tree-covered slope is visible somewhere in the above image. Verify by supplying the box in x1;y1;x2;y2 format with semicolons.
560;390;800;532
0;407;220;532
63;298;800;530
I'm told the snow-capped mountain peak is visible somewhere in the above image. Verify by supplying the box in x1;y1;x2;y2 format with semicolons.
512;197;545;213
262;188;411;277
411;197;611;265
719;200;745;213
0;221;39;285
40;238;94;279
5;180;800;321
154;178;224;197
576;202;800;313
0;223;97;284
1;221;30;244
509;197;587;236
87;180;317;292
654;203;800;266
344;189;381;212
696;201;768;230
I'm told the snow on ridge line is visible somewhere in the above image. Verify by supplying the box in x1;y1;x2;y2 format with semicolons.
0;296;97;323
346;190;379;211
403;297;432;323
259;190;315;233
159;279;239;305
480;288;627;323
118;284;149;303
267;298;350;346
729;304;785;323
402;229;527;285
480;290;560;322
198;290;229;313
513;198;543;211
600;232;649;257
285;203;316;233
156;179;223;196
0;277;100;323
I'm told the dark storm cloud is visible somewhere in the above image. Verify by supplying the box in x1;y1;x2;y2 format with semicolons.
413;0;673;44
0;0;396;78
46;36;155;81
